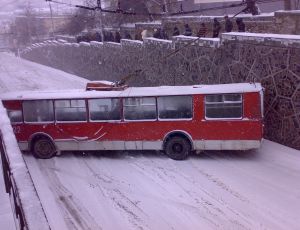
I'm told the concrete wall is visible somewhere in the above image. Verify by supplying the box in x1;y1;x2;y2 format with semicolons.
21;33;300;150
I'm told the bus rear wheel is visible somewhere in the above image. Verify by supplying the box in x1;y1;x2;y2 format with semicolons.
32;138;56;159
165;136;191;160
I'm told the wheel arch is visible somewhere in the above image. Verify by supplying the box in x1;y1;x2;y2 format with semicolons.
163;130;194;151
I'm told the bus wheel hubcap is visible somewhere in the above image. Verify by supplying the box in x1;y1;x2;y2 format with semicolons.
36;141;53;155
173;143;183;153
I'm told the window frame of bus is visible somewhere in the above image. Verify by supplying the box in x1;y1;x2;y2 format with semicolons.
88;98;122;122
7;109;23;124
204;93;243;120
157;95;193;121
123;96;157;122
22;100;55;124
54;99;88;123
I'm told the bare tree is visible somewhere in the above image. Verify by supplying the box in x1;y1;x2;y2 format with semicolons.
64;8;96;35
63;0;179;36
14;2;37;46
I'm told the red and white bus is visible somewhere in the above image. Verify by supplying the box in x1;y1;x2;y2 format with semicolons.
1;82;264;160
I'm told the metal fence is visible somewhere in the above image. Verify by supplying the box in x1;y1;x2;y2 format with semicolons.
0;135;26;229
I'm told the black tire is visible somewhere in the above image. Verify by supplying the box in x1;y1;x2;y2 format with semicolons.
32;138;56;159
165;136;191;160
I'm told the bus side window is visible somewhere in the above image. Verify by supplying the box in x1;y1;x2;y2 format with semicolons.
7;110;23;123
205;94;242;119
158;96;192;119
23;100;54;123
124;97;156;120
55;99;87;122
88;98;121;121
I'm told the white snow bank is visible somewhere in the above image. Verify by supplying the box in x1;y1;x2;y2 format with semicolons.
144;37;173;43
79;42;91;47
90;41;104;47
120;39;143;45
136;20;162;25
164;12;274;20
0;102;49;230
175;35;220;42
223;32;300;40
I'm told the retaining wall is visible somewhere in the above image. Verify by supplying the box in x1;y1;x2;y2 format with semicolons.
21;32;300;150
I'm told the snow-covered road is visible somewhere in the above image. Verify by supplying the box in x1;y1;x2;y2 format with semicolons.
1;53;300;230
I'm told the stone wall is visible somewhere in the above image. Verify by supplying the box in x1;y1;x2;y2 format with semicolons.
275;11;300;34
21;33;300;150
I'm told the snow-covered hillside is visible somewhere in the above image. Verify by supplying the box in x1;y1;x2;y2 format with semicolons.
0;53;300;229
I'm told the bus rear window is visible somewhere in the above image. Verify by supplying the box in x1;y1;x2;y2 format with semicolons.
23;100;54;122
55;99;87;122
7;110;22;123
158;96;192;119
205;94;242;119
89;98;121;121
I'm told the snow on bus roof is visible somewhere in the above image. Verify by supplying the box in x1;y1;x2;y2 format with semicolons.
0;83;262;100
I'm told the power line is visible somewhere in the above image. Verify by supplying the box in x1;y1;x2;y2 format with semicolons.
45;0;283;17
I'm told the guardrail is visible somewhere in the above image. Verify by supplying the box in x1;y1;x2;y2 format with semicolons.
0;101;50;230
0;134;26;229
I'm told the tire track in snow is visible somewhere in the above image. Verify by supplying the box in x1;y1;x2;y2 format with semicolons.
129;157;223;228
83;158;149;230
189;152;286;229
93;157;217;229
197;150;287;226
172;161;254;229
38;159;102;230
132;156;253;230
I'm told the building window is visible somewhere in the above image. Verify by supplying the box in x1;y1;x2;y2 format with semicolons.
158;96;192;120
124;97;156;120
205;94;242;119
89;98;121;121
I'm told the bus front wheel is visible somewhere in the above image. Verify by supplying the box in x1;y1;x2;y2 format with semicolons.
32;138;56;159
165;136;191;160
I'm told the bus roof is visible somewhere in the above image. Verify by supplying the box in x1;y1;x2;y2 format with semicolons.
1;83;262;101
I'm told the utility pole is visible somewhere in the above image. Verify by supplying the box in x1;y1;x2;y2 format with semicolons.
25;1;33;45
95;0;104;41
163;0;169;13
48;1;55;38
284;0;292;10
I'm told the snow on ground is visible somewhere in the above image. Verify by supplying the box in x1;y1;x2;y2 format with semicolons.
0;53;87;94
0;53;300;230
22;143;300;230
